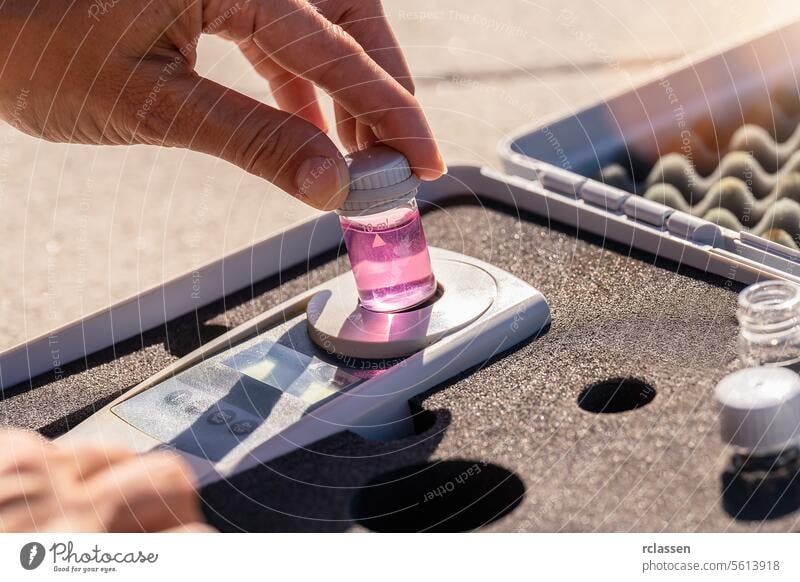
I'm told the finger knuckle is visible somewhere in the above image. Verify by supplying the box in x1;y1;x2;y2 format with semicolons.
343;0;385;20
358;98;401;130
238;116;295;181
319;19;352;55
129;76;191;146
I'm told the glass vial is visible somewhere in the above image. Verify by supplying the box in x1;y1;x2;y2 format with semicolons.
737;280;800;367
337;146;437;313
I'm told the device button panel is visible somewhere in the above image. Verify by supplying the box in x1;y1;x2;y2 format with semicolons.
112;335;363;462
207;409;236;425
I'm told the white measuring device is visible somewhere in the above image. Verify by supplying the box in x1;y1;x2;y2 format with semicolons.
59;248;549;486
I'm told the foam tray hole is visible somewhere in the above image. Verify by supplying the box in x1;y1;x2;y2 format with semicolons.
577;377;656;414
351;460;525;532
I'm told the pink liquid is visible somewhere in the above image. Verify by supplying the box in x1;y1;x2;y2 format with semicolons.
341;208;436;312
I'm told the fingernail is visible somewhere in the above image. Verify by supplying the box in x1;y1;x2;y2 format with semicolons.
417;149;447;181
418;159;448;181
295;156;349;210
436;149;448;175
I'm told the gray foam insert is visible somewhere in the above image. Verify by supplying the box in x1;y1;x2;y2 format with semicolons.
2;198;798;532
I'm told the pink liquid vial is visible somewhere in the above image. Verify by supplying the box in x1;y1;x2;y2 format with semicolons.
341;202;436;312
337;146;437;313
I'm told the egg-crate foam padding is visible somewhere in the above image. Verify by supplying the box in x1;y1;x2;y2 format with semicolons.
598;89;800;249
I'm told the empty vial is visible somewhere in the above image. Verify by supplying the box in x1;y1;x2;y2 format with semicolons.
337;146;437;313
737;280;800;368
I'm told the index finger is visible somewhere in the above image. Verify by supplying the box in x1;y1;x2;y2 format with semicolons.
310;0;415;93
312;1;416;152
249;0;446;179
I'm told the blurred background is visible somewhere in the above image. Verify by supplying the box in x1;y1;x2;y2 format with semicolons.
2;0;800;350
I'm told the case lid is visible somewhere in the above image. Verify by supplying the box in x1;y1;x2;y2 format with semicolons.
491;18;800;287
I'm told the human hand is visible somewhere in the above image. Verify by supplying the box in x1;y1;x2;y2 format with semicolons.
0;0;445;210
0;429;210;532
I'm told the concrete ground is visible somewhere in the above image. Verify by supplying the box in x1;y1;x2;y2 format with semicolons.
2;0;800;350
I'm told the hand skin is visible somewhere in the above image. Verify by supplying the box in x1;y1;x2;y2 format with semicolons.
0;0;446;210
0;429;212;532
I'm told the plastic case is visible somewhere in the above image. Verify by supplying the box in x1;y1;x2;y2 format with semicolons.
3;21;800;390
498;18;800;285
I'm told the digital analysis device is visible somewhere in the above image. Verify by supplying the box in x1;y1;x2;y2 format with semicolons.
58;248;550;486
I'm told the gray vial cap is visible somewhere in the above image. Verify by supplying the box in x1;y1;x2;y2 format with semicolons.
715;367;800;454
337;146;421;216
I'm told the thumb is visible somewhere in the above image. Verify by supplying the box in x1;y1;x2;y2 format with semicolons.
136;74;349;211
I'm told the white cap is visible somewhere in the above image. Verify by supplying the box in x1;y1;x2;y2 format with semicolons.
337;146;421;216
715;367;800;454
